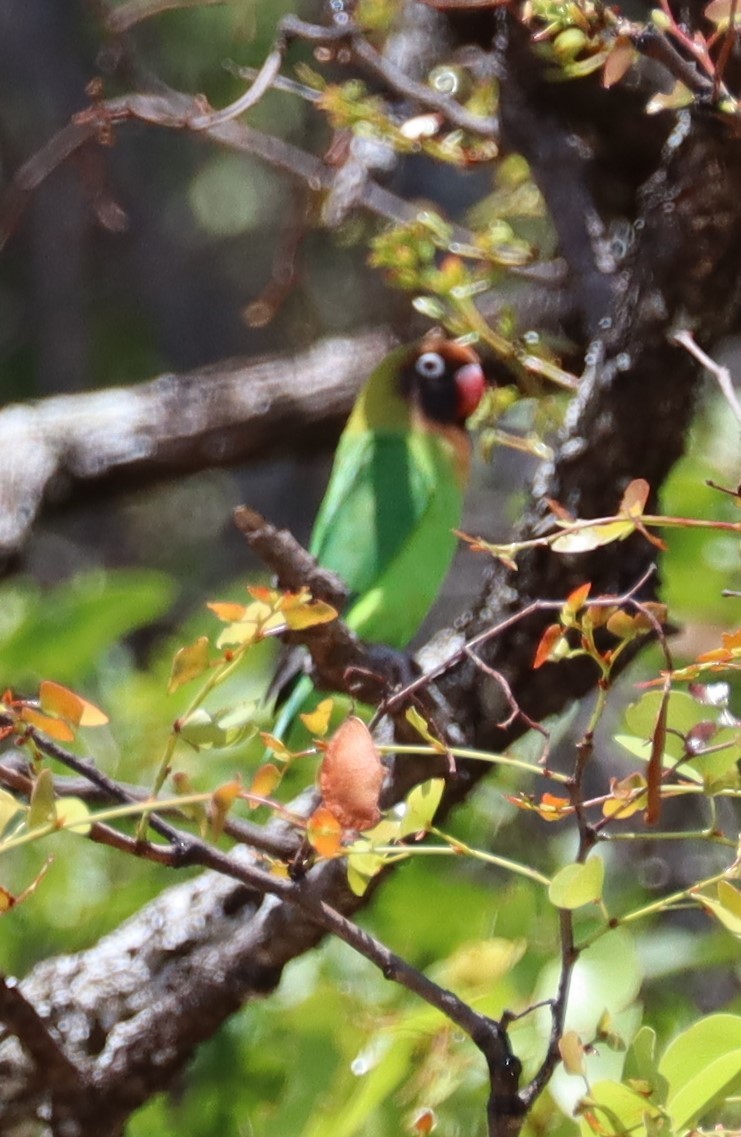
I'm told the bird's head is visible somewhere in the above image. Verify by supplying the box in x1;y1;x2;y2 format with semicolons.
401;335;487;428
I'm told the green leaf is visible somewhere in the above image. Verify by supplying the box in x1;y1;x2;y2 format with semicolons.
56;797;92;836
178;704;257;750
578;1078;666;1137
698;881;741;937
399;778;445;838
0;789;23;836
28;769;56;829
659;1013;741;1128
549;857;604;909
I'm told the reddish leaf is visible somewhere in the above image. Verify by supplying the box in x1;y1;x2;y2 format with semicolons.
319;717;384;831
619;477;650;517
533;624;565;669
411;1107;437;1134
307;805;343;857
563;582;591;623
602;37;635;88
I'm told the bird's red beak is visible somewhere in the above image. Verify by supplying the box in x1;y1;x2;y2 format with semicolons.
455;362;487;421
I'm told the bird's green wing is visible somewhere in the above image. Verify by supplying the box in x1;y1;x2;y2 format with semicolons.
310;429;463;648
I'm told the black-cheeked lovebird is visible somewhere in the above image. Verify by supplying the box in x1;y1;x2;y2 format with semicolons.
273;333;486;739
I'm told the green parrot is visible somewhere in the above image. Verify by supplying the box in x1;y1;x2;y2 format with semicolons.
272;333;486;740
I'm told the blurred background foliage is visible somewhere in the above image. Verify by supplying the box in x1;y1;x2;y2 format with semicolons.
0;1;739;1135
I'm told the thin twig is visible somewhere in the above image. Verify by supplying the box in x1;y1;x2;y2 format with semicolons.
671;329;741;426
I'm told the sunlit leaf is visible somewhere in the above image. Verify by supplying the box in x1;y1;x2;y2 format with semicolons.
697;881;741;937
602;774;647;819
399;778;445;837
19;706;75;742
534;623;567;669
0;789;23;834
248;763;282;803
39;680;108;727
259;732;293;761
282;598;338;631
307;805;343;858
215;619;263;650
549;857;604;909
577;1079;664;1134
209;779;242;840
536;793;573;821
560;1030;587;1076
646;81;693;113
659;1013;741;1128
177;708;224;749
207;601;248;623
300;698;334;738
56;797;91;835
563;582;592;623
404;706;446;753
441;936;526;990
552;519;634;554
167;636;210;694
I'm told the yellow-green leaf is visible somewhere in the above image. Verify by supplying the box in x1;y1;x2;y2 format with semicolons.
28;769;57;828
549;857;604;909
167;636;211;694
56;797;91;835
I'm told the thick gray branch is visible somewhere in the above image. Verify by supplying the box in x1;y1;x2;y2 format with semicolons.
0;329;393;562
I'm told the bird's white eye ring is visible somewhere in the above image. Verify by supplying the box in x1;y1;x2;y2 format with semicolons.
415;351;446;379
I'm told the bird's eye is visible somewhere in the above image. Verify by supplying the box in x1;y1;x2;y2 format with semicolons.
415;351;446;379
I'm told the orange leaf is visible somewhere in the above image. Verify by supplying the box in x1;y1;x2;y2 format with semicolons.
39;681;108;727
319;717;384;831
209;779;242;840
307;805;343;857
565;582;591;611
537;793;573;821
533;624;565;669
259;732;293;761
249;763;282;803
411;1107;437;1135
19;707;75;742
246;585;275;603
207;601;248;623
